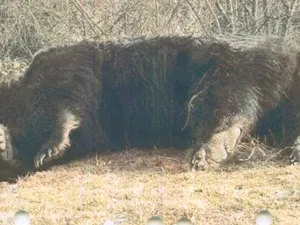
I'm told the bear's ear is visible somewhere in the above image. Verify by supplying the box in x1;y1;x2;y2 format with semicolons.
21;48;51;86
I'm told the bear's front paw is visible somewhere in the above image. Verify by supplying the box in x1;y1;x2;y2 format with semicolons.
0;125;7;152
34;147;58;169
190;146;209;171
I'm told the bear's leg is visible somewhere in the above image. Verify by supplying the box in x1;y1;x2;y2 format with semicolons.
190;116;255;171
0;124;15;162
289;103;300;164
189;70;260;171
290;136;300;164
0;125;8;153
34;110;80;168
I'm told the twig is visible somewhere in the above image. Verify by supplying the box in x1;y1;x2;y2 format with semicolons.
252;0;258;21
252;15;272;35
168;0;180;25
70;0;107;38
281;0;298;37
108;0;141;32
181;91;202;131
265;146;290;162
238;147;256;162
215;1;230;24
183;0;208;35
181;70;216;131
206;0;222;34
154;156;180;162
229;0;235;33
263;0;270;35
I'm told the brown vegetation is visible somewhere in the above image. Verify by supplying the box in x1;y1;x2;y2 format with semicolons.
0;148;299;224
0;0;299;59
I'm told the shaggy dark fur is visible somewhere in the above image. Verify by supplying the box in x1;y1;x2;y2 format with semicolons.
0;42;105;169
187;42;300;170
97;36;212;149
1;36;214;169
95;36;300;170
2;35;300;171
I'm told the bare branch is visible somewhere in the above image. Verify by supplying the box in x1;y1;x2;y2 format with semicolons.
167;0;180;24
252;0;258;20
183;0;209;35
263;0;270;35
181;69;217;131
229;0;235;33
280;0;289;12
281;0;298;37
290;0;299;17
215;1;230;24
70;0;107;38
205;0;222;34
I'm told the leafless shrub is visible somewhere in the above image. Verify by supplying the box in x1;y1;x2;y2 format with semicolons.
0;0;299;59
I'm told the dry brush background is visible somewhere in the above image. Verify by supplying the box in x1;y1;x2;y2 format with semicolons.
0;0;300;224
0;0;300;59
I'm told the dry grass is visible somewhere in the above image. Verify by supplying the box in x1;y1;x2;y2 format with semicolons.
0;60;28;83
1;0;300;59
0;146;299;225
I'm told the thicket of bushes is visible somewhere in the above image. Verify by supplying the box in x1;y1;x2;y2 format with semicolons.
0;0;299;59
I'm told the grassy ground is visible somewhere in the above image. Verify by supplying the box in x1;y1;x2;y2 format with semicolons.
0;147;299;225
